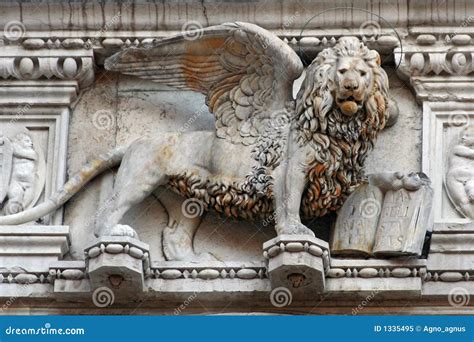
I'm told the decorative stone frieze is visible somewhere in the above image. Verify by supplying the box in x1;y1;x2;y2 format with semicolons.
151;262;267;281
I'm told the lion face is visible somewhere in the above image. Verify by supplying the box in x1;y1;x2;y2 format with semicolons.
334;56;374;117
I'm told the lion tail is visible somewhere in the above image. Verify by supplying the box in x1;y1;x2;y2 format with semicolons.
0;146;127;225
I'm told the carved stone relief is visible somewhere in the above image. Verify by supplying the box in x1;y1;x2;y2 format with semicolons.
445;125;474;219
0;129;45;216
0;107;72;225
331;172;433;257
1;0;474;313
0;25;391;264
330;183;383;257
422;103;474;225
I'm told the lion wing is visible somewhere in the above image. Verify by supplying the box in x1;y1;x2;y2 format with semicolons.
105;22;303;145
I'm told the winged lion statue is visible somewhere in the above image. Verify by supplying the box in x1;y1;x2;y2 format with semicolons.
0;22;390;261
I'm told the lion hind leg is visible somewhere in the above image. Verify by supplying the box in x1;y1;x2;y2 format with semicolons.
99;188;148;239
99;157;168;239
158;190;216;261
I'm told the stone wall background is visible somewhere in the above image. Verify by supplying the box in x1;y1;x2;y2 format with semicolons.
365;67;422;174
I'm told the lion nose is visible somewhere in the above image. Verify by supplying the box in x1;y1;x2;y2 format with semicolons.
344;80;359;91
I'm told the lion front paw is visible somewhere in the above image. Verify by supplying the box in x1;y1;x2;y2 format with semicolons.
108;224;139;239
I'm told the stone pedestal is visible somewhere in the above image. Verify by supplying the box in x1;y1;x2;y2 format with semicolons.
85;237;150;301
0;225;70;303
263;235;329;297
0;225;69;272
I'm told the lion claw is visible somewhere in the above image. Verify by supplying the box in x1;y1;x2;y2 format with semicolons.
109;224;139;239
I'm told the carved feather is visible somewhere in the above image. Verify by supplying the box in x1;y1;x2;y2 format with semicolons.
105;22;303;145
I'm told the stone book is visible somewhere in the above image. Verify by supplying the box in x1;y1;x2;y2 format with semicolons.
373;186;433;257
331;174;433;258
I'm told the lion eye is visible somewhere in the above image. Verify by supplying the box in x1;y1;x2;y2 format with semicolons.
338;68;347;74
360;70;367;76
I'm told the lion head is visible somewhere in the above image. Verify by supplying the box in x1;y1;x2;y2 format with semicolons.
296;36;388;138
295;37;390;218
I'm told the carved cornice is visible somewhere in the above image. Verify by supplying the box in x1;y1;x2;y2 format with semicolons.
0;47;94;107
0;47;94;88
395;31;474;101
3;29;401;63
396;33;474;75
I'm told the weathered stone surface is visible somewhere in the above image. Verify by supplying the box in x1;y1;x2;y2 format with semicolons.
265;235;329;296
0;28;391;268
331;184;383;257
331;172;433;257
0;130;44;216
85;237;149;298
445;125;474;219
326;277;423;298
0;0;473;314
0;226;69;273
373;182;433;256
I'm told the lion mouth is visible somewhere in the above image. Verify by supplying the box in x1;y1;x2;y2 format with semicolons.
336;96;362;116
337;95;362;103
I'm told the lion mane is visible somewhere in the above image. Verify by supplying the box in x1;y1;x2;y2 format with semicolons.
167;38;389;221
296;37;389;218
